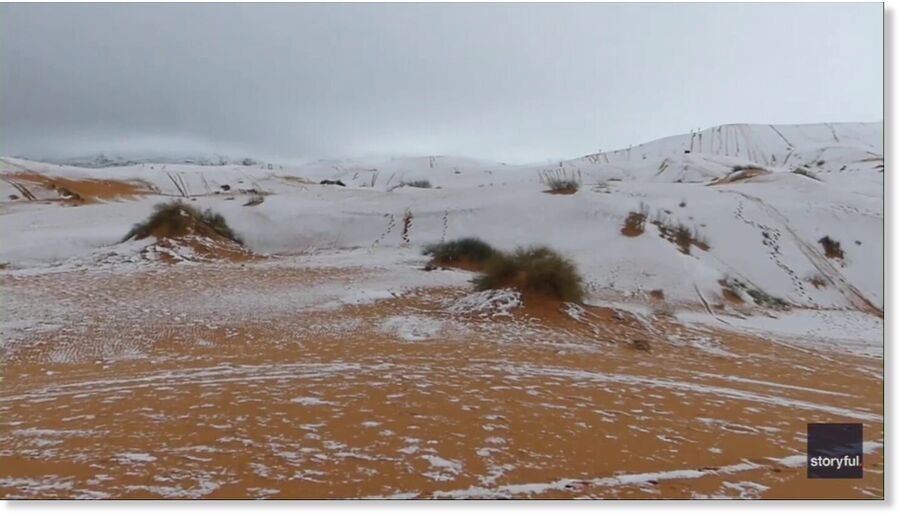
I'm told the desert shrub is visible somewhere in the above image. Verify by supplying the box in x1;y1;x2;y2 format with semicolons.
122;200;243;244
651;214;709;254
423;238;498;266
399;180;432;189
722;277;788;310
621;203;649;237
818;236;844;260
540;169;580;193
672;224;697;253
475;246;585;303
806;273;828;289
746;287;788;309
544;177;579;193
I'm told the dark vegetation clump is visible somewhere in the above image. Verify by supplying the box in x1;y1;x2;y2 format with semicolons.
791;167;820;181
650;213;709;255
398;180;433;189
818;236;844;260
744;287;788;309
807;274;828;289
423;238;498;267
475;246;585;303
121;200;243;244
722;277;788;310
621;203;649;237
540;169;581;194
545;177;579;192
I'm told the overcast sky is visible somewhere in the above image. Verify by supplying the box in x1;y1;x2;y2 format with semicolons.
0;2;883;163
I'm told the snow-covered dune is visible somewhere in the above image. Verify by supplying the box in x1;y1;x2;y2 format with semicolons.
1;121;883;315
580;122;882;167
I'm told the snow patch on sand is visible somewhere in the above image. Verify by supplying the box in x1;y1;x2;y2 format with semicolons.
446;289;522;318
421;454;464;482
115;452;157;464
380;315;446;342
290;396;336;406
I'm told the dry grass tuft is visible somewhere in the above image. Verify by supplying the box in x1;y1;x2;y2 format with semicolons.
475;246;585;303
122;201;243;245
721;277;788;310
621;203;650;237
818;236;844;260
651;212;709;255
540;169;581;194
423;238;498;269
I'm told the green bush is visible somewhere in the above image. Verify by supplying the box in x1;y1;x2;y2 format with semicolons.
475;246;585;302
423;238;498;266
122;200;243;244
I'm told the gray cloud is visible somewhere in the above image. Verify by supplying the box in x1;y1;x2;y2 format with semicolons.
0;2;883;163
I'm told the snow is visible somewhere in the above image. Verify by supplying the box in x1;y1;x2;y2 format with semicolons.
679;308;884;357
115;452;157;464
290;397;335;406
446;289;523;317
721;481;770;499
3;122;883;313
3;122;882;320
421;454;464;482
0;120;882;361
379;315;446;342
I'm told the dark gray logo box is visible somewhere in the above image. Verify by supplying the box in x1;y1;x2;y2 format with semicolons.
807;423;863;479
